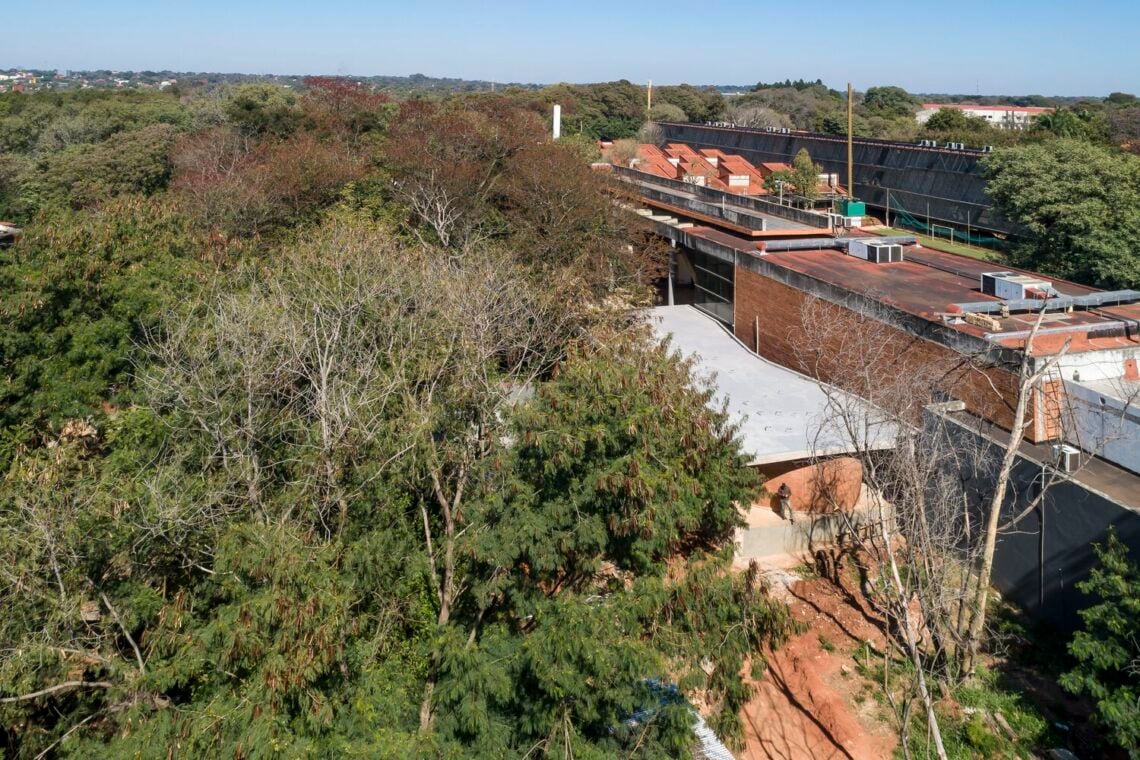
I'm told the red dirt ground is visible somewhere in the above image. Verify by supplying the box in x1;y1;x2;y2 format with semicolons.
740;572;898;759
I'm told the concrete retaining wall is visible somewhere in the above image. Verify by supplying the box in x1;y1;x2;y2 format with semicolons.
612;164;830;228
637;185;769;231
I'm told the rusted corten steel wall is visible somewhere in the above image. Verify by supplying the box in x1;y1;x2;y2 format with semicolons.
755;457;864;514
657;122;1012;234
731;265;1053;442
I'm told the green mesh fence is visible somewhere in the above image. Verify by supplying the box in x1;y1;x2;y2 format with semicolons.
884;190;1003;248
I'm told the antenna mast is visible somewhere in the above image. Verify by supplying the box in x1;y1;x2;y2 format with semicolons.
847;81;854;203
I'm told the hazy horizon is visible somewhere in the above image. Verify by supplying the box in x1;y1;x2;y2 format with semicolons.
0;65;1127;100
10;0;1140;97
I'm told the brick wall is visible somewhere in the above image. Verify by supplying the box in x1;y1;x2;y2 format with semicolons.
732;266;1037;440
756;457;863;515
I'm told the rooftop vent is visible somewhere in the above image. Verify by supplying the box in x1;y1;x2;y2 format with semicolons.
848;239;904;264
980;271;1056;301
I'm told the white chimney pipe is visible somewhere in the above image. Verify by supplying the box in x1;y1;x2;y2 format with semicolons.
552;104;561;140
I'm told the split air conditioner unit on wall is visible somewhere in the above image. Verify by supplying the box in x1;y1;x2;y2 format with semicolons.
1052;444;1081;473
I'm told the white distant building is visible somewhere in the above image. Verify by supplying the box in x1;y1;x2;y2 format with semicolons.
916;103;1053;130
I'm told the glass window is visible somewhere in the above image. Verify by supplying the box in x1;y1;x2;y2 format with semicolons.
690;249;734;326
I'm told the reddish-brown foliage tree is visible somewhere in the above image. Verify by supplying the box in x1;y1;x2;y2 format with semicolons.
1108;106;1140;153
300;77;393;141
382;100;543;250
497;141;664;294
172;127;367;237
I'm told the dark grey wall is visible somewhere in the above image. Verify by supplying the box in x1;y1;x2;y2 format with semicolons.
657;123;1012;234
927;409;1140;631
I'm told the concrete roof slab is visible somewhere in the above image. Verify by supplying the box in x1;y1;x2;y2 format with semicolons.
648;305;896;465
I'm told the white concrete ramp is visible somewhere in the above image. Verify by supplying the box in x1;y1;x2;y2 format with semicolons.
735;487;885;568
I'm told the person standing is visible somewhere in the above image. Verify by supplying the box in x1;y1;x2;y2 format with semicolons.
776;482;794;524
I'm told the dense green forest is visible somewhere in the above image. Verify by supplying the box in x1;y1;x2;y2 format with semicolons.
0;81;793;757
1;75;1138;757
540;77;1139;152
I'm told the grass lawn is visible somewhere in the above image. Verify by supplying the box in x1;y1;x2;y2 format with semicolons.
871;226;1005;262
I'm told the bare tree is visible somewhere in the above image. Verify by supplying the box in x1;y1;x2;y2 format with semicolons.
608;138;640;167
141;220;580;731
794;292;1139;754
959;307;1069;673
142;223;420;541
637;122;664;146
796;295;958;758
724;104;793;131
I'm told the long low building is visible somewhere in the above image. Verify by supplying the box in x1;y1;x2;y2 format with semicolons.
632;172;1140;623
916;103;1052;130
654;219;1140;454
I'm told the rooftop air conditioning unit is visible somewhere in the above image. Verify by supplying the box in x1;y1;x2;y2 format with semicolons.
1052;444;1081;473
848;239;904;263
980;271;1055;300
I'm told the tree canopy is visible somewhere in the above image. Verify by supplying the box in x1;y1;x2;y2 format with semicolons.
924;107;991;134
1061;530;1140;757
649;102;688;122
0;84;790;759
983;140;1140;288
863;86;922;118
791;148;822;203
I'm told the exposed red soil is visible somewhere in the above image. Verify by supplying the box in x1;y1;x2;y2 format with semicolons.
740;573;897;759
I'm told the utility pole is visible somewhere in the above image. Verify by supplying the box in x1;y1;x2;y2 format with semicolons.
847;82;854;207
647;79;652;119
1039;468;1046;610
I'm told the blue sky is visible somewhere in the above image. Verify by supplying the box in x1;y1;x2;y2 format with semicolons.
8;0;1138;95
